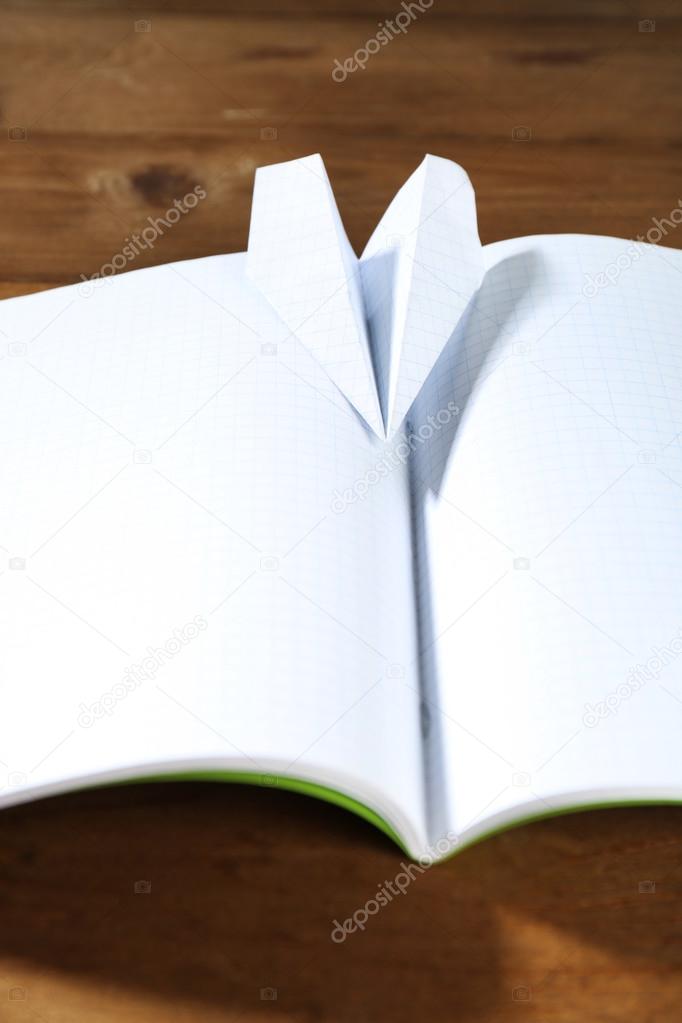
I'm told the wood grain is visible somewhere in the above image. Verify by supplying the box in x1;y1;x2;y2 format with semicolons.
2;2;682;1020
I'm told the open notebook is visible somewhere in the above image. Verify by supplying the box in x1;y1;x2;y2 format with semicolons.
1;153;681;863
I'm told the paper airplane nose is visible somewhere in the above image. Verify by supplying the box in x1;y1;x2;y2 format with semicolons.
246;153;483;439
361;155;484;437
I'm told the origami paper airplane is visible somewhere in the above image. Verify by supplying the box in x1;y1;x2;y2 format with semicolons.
246;153;484;438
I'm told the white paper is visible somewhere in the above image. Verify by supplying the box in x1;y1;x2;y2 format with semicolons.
415;233;682;843
361;154;484;436
248;154;483;440
3;153;682;862
0;253;428;856
247;154;384;437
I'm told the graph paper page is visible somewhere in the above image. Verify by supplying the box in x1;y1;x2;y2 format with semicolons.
0;253;427;854
411;233;682;842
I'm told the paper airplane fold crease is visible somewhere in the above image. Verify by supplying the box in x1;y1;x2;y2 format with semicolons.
246;153;484;439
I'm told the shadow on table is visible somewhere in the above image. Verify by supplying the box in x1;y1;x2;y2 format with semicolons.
0;783;681;1021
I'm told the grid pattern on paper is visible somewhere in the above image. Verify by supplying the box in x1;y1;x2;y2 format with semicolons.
361;155;484;436
246;154;382;436
409;233;682;838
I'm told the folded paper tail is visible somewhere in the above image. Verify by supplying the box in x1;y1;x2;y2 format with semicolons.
246;153;484;440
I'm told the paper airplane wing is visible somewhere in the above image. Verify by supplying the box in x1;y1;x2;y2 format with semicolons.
361;155;484;437
246;154;384;437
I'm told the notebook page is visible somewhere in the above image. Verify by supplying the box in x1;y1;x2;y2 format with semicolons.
410;233;682;843
0;254;427;854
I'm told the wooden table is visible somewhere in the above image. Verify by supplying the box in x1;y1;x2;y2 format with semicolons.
2;2;682;1020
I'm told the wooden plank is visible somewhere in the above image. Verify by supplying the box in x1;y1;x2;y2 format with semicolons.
1;784;682;1021
1;9;681;281
9;0;682;18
